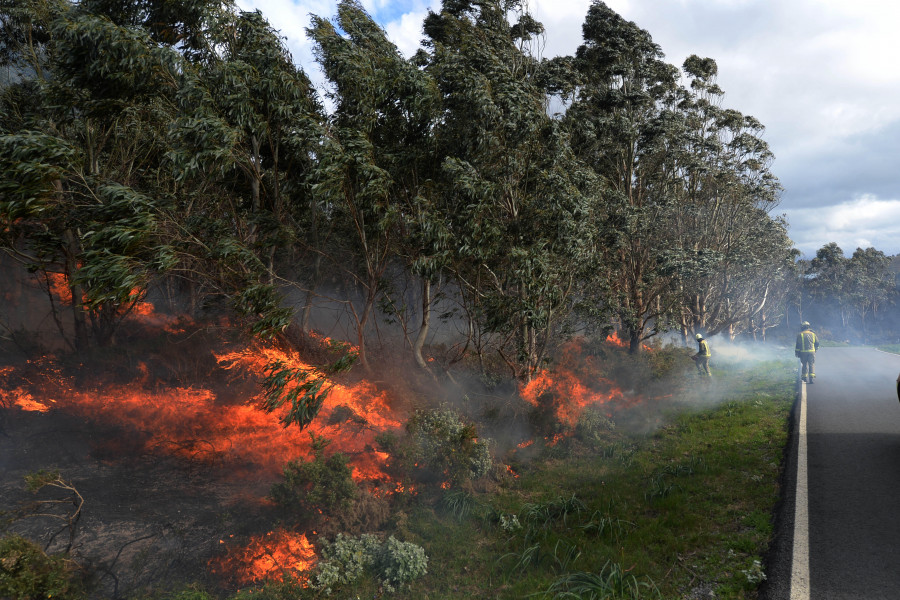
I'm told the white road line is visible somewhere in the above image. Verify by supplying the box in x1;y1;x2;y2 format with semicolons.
791;380;811;599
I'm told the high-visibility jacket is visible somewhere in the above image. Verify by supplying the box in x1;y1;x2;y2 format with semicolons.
796;330;819;353
697;339;711;357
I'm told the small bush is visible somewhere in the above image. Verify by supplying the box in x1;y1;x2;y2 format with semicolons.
270;434;357;517
646;346;693;380
311;534;427;595
402;407;492;485
0;534;82;600
499;513;522;533
574;406;615;446
374;536;428;592
312;533;380;595
333;489;391;534
545;561;660;599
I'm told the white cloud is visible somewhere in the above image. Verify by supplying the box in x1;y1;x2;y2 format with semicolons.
384;7;436;57
786;195;900;256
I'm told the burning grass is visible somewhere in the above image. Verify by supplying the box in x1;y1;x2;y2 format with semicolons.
209;530;317;586
0;334;403;483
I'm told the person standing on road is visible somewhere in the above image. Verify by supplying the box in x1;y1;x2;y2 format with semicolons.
693;333;712;377
795;321;819;383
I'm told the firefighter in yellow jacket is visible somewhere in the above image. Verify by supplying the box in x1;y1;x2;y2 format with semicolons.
693;333;712;377
795;321;819;383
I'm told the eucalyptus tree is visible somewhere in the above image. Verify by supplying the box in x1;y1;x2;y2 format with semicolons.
565;0;681;353
0;0;328;350
845;246;895;340
0;0;182;349
166;5;324;338
668;55;789;340
421;0;601;380
307;0;445;371
805;242;849;331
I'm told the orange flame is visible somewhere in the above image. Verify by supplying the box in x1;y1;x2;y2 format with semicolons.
520;338;629;427
520;368;624;427
209;530;316;585
606;331;653;352
606;331;628;348
44;273;184;332
8;388;53;412
0;340;404;483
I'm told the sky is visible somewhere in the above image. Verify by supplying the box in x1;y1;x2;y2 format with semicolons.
235;0;900;257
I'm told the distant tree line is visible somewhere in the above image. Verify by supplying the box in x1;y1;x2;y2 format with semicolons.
0;0;818;380
787;242;900;344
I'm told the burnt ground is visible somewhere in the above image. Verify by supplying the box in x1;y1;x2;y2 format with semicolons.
0;405;284;598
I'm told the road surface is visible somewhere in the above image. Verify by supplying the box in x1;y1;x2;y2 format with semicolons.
764;347;900;599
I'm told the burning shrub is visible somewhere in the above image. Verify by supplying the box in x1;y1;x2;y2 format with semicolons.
0;534;83;600
398;407;492;485
311;533;427;595
270;435;357;518
209;530;316;587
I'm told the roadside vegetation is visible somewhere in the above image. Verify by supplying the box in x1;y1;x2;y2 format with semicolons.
2;352;795;599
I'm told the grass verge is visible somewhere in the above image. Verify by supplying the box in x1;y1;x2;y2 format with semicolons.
393;357;796;599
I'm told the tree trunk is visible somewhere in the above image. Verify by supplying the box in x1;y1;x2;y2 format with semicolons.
628;328;642;355
62;228;89;351
413;278;431;369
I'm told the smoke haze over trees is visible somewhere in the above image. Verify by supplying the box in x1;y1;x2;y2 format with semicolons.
1;0;898;384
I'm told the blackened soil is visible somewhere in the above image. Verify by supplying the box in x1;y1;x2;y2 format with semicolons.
0;406;284;598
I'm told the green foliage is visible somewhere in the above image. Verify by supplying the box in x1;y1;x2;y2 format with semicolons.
0;535;82;600
441;488;487;522
0;132;77;220
228;578;309;600
165;585;215;600
23;469;61;492
260;342;357;430
269;435;357;516
645;346;693;379
374;536;428;592
311;533;380;595
521;495;586;531
402;407;492;485
543;562;660;599
574;407;616;446
310;533;427;595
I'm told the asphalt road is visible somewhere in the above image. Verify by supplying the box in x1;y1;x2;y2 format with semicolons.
764;347;900;600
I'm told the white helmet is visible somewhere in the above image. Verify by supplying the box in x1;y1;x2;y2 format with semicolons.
695;333;703;340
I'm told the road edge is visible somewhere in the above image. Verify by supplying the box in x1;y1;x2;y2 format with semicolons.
759;370;803;600
789;380;810;599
